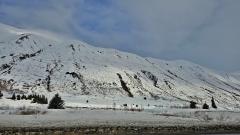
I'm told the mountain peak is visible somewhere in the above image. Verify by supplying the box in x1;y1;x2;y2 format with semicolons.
0;23;240;106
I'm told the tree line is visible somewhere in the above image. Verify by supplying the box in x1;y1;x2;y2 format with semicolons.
11;93;48;104
10;93;64;109
190;97;217;109
1;91;219;110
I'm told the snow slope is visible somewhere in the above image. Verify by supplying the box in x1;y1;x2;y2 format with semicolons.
0;23;240;107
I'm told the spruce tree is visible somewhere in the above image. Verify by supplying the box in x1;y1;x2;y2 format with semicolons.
12;93;16;100
28;94;33;100
21;94;25;100
211;97;217;109
17;95;20;100
0;90;3;98
44;97;48;104
48;93;65;109
203;102;209;109
31;97;37;103
190;101;197;109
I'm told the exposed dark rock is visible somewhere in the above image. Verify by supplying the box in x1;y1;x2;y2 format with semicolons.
117;73;133;97
141;70;158;87
16;35;29;44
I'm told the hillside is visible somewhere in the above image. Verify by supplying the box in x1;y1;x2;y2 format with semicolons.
0;23;240;107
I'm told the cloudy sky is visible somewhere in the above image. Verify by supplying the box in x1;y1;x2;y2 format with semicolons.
0;0;239;72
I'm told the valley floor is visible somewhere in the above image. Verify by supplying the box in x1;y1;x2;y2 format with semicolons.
0;108;240;134
1;95;240;134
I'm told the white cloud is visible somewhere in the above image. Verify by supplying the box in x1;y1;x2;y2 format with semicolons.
0;0;81;38
0;0;239;72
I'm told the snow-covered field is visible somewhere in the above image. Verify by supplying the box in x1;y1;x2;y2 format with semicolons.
1;94;240;128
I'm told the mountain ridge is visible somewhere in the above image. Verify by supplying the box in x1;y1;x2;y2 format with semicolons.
0;23;240;106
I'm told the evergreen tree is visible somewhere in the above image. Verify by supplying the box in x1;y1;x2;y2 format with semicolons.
12;93;16;100
211;97;217;109
40;95;45;104
0;91;3;98
203;102;209;109
35;94;39;101
190;101;197;109
29;94;48;104
28;94;33;100
44;97;48;104
17;95;20;100
48;93;65;109
31;97;37;103
21;94;26;100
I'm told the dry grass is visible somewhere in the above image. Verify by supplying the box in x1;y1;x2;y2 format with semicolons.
12;106;47;115
215;112;230;122
65;105;145;112
154;111;214;123
194;111;213;122
0;103;13;110
170;104;191;109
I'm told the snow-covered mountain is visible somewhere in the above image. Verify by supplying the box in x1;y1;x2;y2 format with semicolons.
1;23;240;106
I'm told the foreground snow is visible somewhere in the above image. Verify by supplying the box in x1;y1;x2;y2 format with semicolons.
0;107;240;128
0;96;240;128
